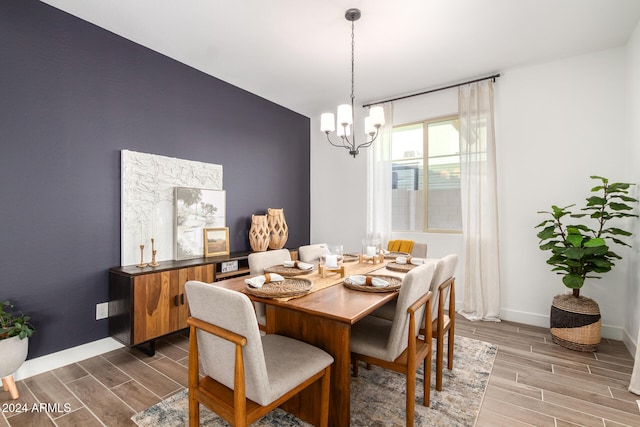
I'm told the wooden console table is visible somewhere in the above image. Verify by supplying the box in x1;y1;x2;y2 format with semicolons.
108;251;252;354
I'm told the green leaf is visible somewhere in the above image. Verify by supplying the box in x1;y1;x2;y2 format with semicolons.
566;234;583;247
612;194;638;202
563;274;585;289
585;196;606;206
603;228;632;236
592;258;613;268
537;226;560;240
535;219;555;228
610;202;633;211
583;237;606;247
564;247;585;260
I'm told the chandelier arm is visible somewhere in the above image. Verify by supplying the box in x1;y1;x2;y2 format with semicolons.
326;133;353;151
356;128;380;150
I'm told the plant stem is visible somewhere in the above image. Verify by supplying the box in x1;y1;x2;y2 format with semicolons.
573;288;580;298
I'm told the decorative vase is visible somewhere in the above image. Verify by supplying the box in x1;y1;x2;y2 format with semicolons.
249;215;270;252
550;294;601;352
267;208;288;250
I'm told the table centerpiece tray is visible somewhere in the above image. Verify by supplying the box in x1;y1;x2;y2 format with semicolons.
383;251;410;259
385;262;418;273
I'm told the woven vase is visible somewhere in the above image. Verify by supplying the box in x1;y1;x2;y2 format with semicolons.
249;215;270;252
267;208;288;250
550;294;601;352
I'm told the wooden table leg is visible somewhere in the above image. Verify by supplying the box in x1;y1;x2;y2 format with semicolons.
2;375;19;399
267;306;351;427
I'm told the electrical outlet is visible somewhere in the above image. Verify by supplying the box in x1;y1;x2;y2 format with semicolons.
96;302;109;320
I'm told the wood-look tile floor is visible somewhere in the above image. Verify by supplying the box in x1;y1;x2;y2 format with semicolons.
1;316;639;426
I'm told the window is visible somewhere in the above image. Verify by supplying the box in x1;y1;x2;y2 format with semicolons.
391;116;461;232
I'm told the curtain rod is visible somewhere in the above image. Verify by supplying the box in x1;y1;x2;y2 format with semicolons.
362;73;501;108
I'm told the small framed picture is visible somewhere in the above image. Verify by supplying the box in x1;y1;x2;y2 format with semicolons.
203;227;230;257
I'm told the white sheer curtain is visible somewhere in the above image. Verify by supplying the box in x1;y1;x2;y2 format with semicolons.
458;80;501;322
366;103;394;246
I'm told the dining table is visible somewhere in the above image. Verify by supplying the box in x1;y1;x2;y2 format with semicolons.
213;259;408;427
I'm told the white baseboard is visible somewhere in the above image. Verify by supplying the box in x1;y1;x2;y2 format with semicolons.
13;338;124;381
454;301;626;341
623;329;638;359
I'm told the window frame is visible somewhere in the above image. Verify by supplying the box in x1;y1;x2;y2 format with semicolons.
391;114;462;234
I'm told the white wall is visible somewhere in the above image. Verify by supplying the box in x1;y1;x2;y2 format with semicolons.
311;45;633;340
310;112;368;253
624;20;640;351
496;47;630;338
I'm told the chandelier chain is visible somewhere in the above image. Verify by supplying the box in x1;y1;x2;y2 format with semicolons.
351;20;355;104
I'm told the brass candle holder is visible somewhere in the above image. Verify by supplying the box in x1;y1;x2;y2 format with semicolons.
150;238;159;267
136;244;148;268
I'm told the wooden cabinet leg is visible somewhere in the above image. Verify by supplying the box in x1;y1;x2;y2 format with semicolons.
2;375;19;399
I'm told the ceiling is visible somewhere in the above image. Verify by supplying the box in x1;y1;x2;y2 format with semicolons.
40;0;640;118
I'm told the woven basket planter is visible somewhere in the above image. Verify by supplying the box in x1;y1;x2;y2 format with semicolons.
550;294;601;352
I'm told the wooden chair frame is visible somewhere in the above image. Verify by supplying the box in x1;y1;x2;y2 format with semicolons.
187;317;331;427
432;277;455;391
351;290;432;427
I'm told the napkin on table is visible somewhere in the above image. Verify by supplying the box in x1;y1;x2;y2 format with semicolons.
347;275;389;288
395;256;425;265
283;260;314;270
244;273;285;288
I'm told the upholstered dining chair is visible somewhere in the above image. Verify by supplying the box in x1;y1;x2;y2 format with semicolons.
411;242;428;258
350;261;436;426
298;243;328;263
248;249;291;329
185;281;333;427
371;254;459;391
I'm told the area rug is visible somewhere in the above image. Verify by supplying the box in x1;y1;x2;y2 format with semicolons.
132;335;496;427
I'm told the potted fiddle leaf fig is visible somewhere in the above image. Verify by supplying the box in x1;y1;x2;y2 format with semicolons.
536;176;637;352
0;300;35;395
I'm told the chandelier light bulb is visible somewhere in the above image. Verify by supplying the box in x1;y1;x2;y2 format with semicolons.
336;104;353;126
321;113;336;133
369;106;385;127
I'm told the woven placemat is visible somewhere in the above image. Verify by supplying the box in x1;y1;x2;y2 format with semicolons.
263;265;315;277
342;275;402;293
383;251;410;259
385;262;417;273
342;254;359;263
245;278;313;298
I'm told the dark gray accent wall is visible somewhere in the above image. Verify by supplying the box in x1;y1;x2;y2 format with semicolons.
0;0;310;358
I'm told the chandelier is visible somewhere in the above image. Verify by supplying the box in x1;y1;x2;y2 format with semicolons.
320;8;385;158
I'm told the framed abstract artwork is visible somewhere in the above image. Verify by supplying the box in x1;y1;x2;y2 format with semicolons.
174;187;226;260
203;227;230;257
